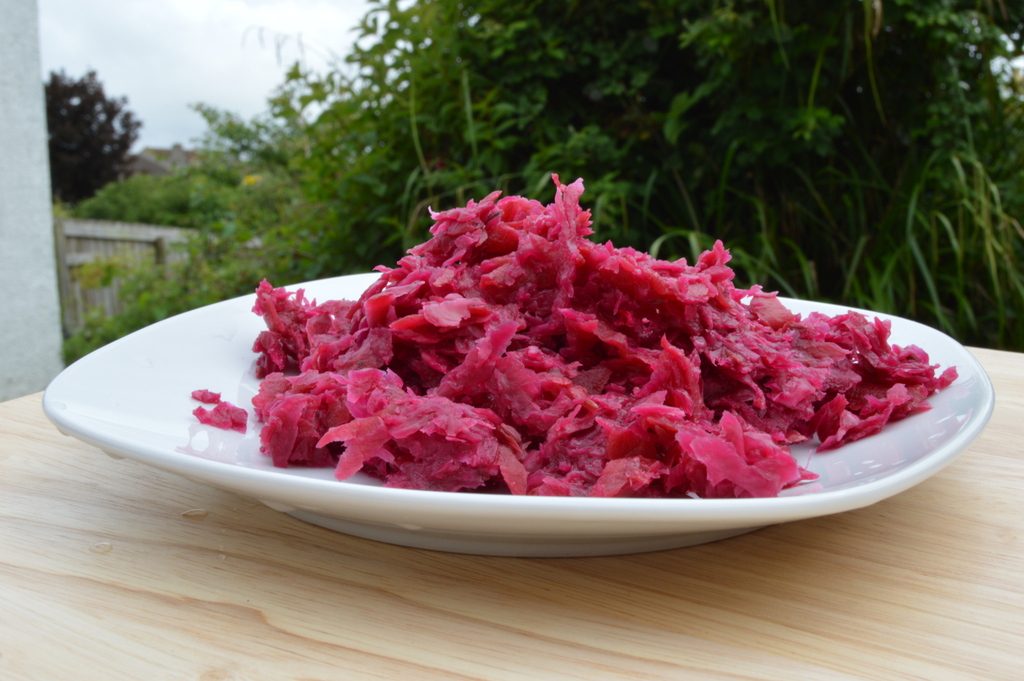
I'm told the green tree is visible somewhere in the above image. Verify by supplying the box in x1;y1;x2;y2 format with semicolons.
275;0;1023;343
65;0;1024;361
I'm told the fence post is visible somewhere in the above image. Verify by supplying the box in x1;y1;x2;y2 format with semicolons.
154;236;167;265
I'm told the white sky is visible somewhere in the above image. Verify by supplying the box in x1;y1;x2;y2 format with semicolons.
38;0;371;150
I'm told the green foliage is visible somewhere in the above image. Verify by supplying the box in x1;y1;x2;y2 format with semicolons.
73;171;234;228
64;0;1024;362
62;229;270;364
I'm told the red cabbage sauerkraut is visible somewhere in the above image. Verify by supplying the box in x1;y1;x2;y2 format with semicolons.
241;176;955;498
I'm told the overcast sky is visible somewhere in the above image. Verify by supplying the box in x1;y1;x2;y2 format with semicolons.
38;0;370;150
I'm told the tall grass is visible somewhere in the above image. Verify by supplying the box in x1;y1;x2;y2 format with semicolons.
651;148;1024;348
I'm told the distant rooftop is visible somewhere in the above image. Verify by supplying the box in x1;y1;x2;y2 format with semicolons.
127;143;198;177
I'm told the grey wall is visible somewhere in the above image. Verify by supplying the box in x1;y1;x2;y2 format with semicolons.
0;0;64;400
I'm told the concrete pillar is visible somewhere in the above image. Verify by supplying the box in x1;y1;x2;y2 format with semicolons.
0;0;64;399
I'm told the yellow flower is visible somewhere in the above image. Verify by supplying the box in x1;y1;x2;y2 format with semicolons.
242;174;262;186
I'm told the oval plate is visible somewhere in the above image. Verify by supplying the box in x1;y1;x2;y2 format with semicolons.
43;274;994;556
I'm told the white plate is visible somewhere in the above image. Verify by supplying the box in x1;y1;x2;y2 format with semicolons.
43;274;994;556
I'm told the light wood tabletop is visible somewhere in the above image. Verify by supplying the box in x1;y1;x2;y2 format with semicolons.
1;347;1021;680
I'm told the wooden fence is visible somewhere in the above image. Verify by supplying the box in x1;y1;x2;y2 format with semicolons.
54;218;191;334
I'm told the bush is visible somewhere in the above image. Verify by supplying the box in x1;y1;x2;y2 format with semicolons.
65;0;1024;362
73;171;233;228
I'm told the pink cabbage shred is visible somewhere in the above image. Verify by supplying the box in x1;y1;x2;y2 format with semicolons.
246;176;956;498
191;389;222;405
192;390;248;433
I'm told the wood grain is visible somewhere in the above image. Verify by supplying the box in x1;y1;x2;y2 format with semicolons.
1;347;1021;680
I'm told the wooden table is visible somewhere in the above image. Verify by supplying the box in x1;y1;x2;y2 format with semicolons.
1;348;1020;680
